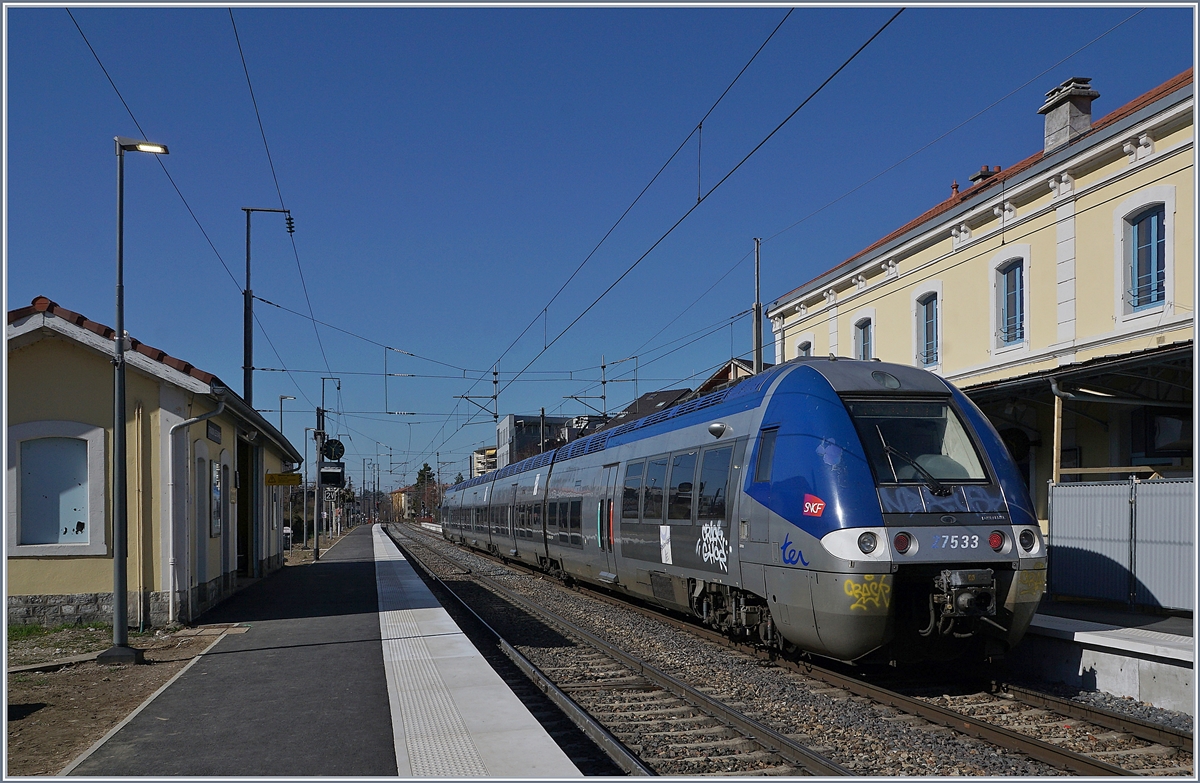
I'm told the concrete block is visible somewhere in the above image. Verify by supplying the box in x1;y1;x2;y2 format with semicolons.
1137;658;1194;714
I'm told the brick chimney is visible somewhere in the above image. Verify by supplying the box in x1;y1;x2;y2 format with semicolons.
1038;77;1099;153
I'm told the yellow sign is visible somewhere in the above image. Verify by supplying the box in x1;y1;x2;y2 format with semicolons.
265;472;302;486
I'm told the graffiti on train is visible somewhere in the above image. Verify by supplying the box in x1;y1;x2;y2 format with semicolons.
696;521;730;572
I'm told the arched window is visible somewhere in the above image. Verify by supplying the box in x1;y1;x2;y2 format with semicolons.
917;293;938;366
855;318;872;360
997;258;1025;345
1129;204;1166;309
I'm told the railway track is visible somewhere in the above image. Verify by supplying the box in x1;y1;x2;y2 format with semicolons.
391;524;1193;776
387;526;848;776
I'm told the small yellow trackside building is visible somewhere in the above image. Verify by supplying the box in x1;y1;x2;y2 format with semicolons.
7;296;303;627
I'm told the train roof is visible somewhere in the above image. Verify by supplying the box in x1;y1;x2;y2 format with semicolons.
446;357;951;494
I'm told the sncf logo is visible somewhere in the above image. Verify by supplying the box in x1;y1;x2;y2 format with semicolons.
802;494;826;517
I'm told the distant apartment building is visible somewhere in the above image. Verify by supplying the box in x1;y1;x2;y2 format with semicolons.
495;413;603;468
766;71;1193;527
471;447;496;478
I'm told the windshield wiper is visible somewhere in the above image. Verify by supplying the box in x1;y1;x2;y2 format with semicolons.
876;425;952;496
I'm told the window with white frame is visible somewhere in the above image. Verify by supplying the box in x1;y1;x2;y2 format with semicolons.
798;341;811;357
7;420;108;556
855;318;873;360
997;259;1025;345
1114;186;1175;323
1128;204;1166;310
917;293;938;366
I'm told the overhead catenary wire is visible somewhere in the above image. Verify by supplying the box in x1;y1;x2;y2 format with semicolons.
65;9;319;414
229;9;335;384
608;7;1145;384
496;9;905;400
413;9;903;470
411;8;798;465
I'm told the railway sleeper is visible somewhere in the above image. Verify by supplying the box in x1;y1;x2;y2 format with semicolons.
660;738;761;753
590;705;699;721
612;715;715;733
637;725;740;740
692;764;800;776
642;749;781;766
1092;744;1179;759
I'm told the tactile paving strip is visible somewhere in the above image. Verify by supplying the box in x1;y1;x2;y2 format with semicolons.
373;527;490;776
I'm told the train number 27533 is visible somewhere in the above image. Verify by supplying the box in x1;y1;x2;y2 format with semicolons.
930;534;978;550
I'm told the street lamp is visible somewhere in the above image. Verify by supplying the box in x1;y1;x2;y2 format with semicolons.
279;395;295;434
100;136;168;666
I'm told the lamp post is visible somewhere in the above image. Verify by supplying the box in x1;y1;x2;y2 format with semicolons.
279;395;295;434
242;207;293;406
99;137;168;666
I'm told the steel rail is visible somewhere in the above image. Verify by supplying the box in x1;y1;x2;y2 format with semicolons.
382;527;653;776
392;526;849;776
562;578;1137;777
997;682;1193;752
405;526;1145;776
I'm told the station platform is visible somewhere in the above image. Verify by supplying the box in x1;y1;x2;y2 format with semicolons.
63;524;581;777
1010;597;1194;716
372;525;582;776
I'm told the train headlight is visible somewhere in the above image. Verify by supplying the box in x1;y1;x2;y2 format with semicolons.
857;532;877;554
988;531;1005;552
1019;529;1036;552
893;532;911;554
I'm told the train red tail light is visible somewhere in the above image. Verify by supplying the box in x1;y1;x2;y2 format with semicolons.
988;531;1005;552
893;532;911;554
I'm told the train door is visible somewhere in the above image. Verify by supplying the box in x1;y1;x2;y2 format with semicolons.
508;483;518;554
597;464;619;581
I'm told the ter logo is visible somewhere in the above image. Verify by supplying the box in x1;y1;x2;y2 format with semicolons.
802;494;826;517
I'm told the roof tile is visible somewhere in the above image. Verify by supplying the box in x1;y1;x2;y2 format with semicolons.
8;296;220;386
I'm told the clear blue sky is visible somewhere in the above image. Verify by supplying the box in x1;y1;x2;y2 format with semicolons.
6;5;1194;486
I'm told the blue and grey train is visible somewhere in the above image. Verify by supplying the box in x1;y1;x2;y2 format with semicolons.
442;357;1046;663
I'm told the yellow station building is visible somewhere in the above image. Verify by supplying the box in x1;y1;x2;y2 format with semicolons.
766;71;1194;532
7;296;303;627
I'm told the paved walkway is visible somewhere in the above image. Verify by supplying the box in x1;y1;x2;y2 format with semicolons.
67;525;578;777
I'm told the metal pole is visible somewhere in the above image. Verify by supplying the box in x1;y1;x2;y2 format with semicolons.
109;145;134;657
244;209;253;406
754;237;763;374
540;408;545;453
314;408;325;561
303;428;312;550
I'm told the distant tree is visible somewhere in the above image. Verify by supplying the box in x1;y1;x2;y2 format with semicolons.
454;472;464;485
415;463;438;518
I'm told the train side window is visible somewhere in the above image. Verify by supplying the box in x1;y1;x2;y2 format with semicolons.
558;501;570;544
622;461;644;520
753;429;778;483
643;457;668;522
667;451;698;524
532;503;541;539
548;502;558;541
698;446;733;520
569;500;583;546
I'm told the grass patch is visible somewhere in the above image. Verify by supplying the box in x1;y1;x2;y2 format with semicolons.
8;621;111;643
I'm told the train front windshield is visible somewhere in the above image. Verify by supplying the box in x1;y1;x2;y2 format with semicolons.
845;399;987;485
